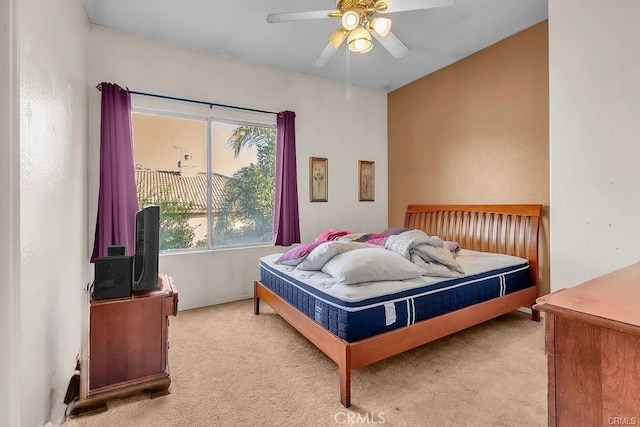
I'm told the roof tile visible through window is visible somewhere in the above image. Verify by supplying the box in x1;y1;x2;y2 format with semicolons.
135;170;231;212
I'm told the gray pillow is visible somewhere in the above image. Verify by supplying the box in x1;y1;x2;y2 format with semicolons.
382;227;410;236
297;241;377;271
321;247;426;285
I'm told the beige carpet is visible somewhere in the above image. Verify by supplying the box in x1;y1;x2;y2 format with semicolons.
66;300;547;427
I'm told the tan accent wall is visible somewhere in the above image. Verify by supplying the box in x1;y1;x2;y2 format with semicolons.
388;21;549;294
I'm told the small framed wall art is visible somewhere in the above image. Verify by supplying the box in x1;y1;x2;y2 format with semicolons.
309;157;328;202
358;160;375;202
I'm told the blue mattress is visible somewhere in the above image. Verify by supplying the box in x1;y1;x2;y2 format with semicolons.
259;254;531;343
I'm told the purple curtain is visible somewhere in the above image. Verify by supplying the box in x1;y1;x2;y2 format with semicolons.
273;111;301;246
91;83;139;261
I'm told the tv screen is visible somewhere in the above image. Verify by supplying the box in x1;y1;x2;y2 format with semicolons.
133;205;160;291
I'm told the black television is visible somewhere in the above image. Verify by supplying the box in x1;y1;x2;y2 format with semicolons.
132;205;160;291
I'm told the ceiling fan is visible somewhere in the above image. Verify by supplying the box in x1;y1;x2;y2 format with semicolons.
267;0;455;67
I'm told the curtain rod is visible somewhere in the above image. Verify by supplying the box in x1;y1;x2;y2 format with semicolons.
96;84;278;115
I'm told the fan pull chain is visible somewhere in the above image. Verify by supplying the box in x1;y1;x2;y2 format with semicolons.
346;47;351;101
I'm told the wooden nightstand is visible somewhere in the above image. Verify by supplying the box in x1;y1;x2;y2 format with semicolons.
69;274;178;417
534;264;640;427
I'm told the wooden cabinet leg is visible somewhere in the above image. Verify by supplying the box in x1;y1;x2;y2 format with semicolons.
149;385;170;399
532;307;541;322
68;400;108;418
339;345;351;408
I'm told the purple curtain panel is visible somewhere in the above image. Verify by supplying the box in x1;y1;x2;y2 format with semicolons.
91;83;140;261
273;111;301;246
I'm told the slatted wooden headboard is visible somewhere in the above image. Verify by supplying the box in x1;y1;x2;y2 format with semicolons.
404;205;542;291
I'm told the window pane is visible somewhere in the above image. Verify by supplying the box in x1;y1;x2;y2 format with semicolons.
210;121;275;247
132;112;208;251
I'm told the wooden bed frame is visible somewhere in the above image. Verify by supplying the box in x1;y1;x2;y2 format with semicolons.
254;204;542;407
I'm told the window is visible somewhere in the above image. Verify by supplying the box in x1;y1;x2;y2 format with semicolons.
132;111;276;251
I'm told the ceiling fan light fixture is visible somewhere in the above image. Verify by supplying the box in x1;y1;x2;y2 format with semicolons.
341;11;360;31
370;17;392;37
360;41;374;54
329;28;347;48
347;27;372;53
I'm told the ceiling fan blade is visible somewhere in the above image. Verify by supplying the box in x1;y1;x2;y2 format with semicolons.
315;42;339;67
380;0;454;14
267;10;336;23
371;31;409;59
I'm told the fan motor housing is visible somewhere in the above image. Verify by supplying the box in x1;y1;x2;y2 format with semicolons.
337;0;381;14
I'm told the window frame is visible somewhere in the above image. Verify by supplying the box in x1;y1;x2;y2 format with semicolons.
132;106;277;253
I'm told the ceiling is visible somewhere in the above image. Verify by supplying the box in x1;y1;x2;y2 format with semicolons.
83;0;547;92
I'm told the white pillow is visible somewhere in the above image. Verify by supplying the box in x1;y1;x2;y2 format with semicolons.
297;241;377;271
321;247;426;285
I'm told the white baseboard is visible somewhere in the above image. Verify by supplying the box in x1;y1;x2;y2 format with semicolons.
517;307;532;315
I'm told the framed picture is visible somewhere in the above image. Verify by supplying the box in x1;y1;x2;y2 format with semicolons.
309;157;328;202
358;161;375;202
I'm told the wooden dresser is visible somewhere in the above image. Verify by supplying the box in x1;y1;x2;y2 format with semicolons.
534;264;640;427
70;273;178;417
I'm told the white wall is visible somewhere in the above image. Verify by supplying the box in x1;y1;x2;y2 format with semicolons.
549;0;640;290
0;0;20;425
88;27;388;310
17;0;89;424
